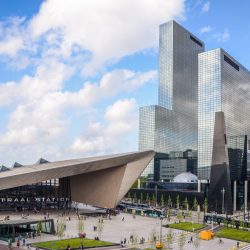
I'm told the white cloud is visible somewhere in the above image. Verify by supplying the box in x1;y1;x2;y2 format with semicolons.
70;98;138;154
0;67;155;148
69;69;156;107
0;0;185;74
0;17;26;57
0;36;24;57
200;25;212;33
214;29;230;43
202;2;210;12
0;0;184;165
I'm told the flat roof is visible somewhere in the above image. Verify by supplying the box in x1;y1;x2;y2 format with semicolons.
0;218;53;226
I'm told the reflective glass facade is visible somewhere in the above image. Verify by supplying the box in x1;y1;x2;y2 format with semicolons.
198;49;250;179
139;20;204;176
159;21;204;118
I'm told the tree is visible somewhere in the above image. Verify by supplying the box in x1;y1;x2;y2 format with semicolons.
222;217;228;228
146;193;150;204
167;195;172;208
97;217;104;239
240;219;245;230
166;228;174;249
177;210;183;222
203;198;208;213
193;234;201;249
127;192;131;200
231;218;236;228
184;197;189;211
152;194;156;206
133;193;137;203
129;233;139;248
78;215;84;234
150;228;158;248
78;216;84;247
56;217;66;239
178;232;186;250
37;221;42;238
160;194;165;207
167;208;171;222
197;211;201;224
193;197;198;211
176;195;180;209
140;193;144;204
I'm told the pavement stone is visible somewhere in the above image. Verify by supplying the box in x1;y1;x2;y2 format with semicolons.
0;209;250;250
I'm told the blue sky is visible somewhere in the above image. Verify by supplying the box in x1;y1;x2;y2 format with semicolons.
0;0;249;166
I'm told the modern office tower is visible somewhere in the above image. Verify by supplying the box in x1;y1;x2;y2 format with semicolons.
139;20;204;176
198;48;250;180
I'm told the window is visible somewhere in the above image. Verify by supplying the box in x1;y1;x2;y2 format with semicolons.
190;35;203;47
224;55;239;71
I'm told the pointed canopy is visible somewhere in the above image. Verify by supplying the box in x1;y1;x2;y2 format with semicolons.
36;158;50;164
0;165;10;172
12;162;23;168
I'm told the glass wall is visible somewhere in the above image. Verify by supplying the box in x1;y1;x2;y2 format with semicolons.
139;20;204;177
198;48;250;180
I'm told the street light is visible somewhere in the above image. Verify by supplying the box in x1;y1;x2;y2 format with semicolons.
211;211;215;231
155;185;158;207
221;187;225;214
160;215;164;244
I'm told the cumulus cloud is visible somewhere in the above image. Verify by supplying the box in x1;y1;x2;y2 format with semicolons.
202;2;210;12
214;29;230;42
0;0;185;165
200;26;212;33
0;67;155;148
70;98;138;155
0;0;185;74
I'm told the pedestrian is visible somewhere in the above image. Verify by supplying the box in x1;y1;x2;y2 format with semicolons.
66;244;71;250
122;217;124;221
190;236;193;243
17;240;20;247
22;238;26;246
237;241;240;248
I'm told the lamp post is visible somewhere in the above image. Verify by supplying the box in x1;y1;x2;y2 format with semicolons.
160;215;164;244
221;187;225;214
155;185;158;207
211;211;214;232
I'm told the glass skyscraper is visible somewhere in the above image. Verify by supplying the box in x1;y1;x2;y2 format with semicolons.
139;20;204;176
198;48;250;179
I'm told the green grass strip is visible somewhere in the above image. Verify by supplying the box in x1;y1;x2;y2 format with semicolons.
167;222;205;231
215;227;250;242
32;238;115;249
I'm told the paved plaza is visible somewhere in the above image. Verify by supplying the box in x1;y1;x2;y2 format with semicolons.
0;208;250;249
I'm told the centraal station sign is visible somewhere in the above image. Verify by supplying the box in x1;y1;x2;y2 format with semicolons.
0;197;70;203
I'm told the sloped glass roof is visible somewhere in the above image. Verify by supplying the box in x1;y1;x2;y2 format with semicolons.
0;165;10;172
36;158;50;164
12;162;23;168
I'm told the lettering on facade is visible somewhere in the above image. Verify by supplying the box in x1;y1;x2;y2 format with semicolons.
0;197;70;203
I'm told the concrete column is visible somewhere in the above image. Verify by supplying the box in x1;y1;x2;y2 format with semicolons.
137;178;141;189
244;180;248;212
233;180;237;213
198;180;201;192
